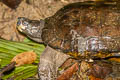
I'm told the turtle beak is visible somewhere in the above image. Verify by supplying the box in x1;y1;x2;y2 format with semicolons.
17;25;23;32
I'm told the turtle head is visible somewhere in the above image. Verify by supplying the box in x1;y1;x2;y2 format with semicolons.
17;17;45;43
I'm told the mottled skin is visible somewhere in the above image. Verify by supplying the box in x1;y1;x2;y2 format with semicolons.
17;1;120;58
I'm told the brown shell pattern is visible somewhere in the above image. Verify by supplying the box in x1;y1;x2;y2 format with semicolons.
42;2;120;54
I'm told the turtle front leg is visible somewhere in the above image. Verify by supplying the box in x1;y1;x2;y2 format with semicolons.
38;46;70;80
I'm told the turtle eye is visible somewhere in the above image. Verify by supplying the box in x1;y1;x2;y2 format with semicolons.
23;21;28;26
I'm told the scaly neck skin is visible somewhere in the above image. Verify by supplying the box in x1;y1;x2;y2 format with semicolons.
27;19;45;43
27;35;43;43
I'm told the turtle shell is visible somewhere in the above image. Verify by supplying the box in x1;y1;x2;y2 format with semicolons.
42;1;120;56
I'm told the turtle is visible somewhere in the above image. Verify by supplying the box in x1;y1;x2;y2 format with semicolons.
16;1;120;79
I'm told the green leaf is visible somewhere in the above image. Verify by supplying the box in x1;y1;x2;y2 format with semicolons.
0;38;45;79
